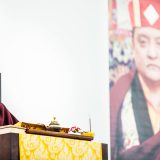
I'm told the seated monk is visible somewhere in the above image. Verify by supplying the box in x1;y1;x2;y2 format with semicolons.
0;103;18;125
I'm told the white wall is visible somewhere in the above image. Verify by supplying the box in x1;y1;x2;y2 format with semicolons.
0;0;108;143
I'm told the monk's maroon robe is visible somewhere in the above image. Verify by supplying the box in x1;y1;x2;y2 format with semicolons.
0;103;18;126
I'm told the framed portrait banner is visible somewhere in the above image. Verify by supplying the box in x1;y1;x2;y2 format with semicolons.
109;0;160;159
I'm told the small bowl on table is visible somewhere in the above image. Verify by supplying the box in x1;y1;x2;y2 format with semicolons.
46;125;61;132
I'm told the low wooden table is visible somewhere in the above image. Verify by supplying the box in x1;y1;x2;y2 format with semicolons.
0;133;108;160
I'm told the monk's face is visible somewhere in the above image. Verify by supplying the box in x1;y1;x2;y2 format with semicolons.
133;27;160;83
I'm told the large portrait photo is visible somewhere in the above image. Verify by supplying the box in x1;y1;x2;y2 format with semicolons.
109;0;160;159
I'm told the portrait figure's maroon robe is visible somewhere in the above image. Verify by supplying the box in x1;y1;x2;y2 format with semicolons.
110;70;160;160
